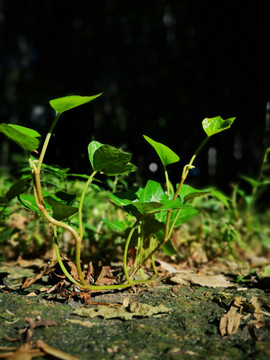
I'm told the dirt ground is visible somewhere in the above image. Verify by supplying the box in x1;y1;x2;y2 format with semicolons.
1;264;270;360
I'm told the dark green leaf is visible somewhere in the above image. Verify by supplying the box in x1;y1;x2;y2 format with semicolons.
240;175;270;188
50;191;76;206
49;93;102;113
142;216;165;237
0;228;15;243
162;239;178;256
5;178;31;202
88;141;137;175
44;196;78;220
0;123;41;153
202;116;235;137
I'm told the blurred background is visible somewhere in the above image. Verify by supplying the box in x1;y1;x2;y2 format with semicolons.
0;0;269;194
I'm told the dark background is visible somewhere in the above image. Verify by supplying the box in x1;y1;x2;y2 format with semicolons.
1;0;269;194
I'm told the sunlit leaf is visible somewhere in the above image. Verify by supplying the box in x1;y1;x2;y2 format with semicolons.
156;207;198;228
202;116;235;137
19;194;51;214
143;135;180;167
139;180;166;203
179;184;209;203
0;123;41;153
102;219;128;233
210;188;230;208
49;93;102;113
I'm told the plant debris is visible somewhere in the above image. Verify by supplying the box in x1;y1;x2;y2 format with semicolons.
72;301;171;320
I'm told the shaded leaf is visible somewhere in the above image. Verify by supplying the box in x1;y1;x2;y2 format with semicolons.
44;196;78;221
49;93;102;113
162;239;178;256
240;175;270;188
88;141;137;175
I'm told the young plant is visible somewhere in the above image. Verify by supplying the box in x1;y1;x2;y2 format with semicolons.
0;94;142;290
109;116;235;279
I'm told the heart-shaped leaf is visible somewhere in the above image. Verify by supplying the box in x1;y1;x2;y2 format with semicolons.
88;141;137;175
44;196;78;220
4;178;31;202
143;135;180;167
110;180;190;219
0;123;41;154
19;194;52;214
49;93;102;113
179;184;209;203
139;180;166;203
202;116;235;137
156;207;198;228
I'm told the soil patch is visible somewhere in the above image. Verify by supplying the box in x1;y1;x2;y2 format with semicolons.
1;282;270;359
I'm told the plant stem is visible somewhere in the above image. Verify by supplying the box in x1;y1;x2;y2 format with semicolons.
36;113;61;173
78;170;98;240
164;166;170;198
32;111;87;286
123;226;136;285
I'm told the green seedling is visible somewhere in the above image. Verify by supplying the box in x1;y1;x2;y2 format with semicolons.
109;116;235;280
0;94;236;289
0;94;141;290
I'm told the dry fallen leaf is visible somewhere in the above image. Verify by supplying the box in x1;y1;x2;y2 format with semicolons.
171;273;235;288
66;318;93;327
73;301;171;320
0;343;44;360
220;304;242;337
36;340;80;360
219;296;266;338
250;296;264;328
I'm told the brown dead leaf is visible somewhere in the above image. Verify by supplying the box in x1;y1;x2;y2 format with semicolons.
66;260;80;281
219;296;266;338
220;304;242;337
0;343;44;360
36;340;80;360
79;291;91;304
95;266;115;285
73;301;171;320
250;296;264;328
66;318;92;328
21;268;47;289
171;273;235;288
